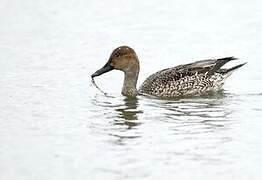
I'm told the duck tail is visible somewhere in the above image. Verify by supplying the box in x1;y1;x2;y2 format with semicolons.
222;62;247;77
207;57;237;75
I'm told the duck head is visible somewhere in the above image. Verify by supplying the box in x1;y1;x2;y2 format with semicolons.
91;46;139;78
91;46;140;97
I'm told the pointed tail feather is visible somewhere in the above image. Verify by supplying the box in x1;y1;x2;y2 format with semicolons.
207;57;237;75
223;62;247;77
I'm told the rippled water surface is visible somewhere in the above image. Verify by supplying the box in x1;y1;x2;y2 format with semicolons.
1;0;262;179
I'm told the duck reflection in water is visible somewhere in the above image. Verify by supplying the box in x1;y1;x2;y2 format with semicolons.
108;97;143;145
114;97;143;129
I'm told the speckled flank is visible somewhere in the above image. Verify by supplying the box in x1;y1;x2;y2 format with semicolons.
139;72;225;98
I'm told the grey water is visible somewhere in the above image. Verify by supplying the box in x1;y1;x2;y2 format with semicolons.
0;0;262;180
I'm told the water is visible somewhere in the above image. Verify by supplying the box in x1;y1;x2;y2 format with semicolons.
1;0;262;179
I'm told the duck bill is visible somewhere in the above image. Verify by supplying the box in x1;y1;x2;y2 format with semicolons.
91;63;114;78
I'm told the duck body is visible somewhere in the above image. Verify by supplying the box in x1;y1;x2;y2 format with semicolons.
139;57;245;98
91;46;246;98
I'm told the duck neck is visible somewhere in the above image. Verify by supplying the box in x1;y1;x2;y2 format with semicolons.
122;68;139;97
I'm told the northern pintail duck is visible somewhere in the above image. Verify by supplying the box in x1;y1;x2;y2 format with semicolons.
91;46;246;98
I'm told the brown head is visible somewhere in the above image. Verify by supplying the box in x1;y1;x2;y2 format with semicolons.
91;46;139;78
91;46;140;97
